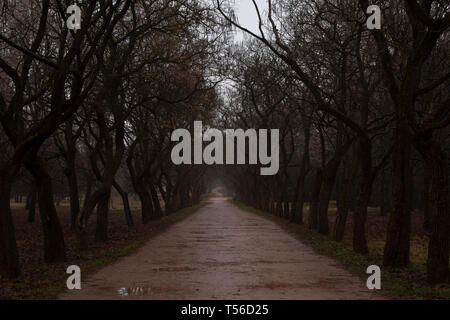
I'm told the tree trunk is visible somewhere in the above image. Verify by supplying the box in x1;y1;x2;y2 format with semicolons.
422;170;430;229
77;184;110;249
416;138;449;284
275;192;283;217
95;189;111;242
283;199;290;219
317;158;341;235
291;143;310;224
150;184;163;219
383;120;411;268
113;181;134;228
333;173;350;242
353;138;373;254
141;191;154;223
65;157;80;231
122;193;133;227
353;179;372;254
27;184;37;223
379;167;389;217
295;184;306;224
0;160;21;278
269;191;275;214
25;157;66;263
83;173;94;210
309;168;322;229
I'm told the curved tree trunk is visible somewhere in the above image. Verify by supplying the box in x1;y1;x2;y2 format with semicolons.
113;180;134;228
77;184;110;249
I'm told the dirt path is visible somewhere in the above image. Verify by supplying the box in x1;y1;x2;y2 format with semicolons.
59;197;383;300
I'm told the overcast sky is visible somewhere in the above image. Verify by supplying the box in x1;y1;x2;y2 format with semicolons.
234;0;268;41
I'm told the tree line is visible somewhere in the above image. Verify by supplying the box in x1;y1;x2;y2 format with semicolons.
216;0;449;284
0;0;226;278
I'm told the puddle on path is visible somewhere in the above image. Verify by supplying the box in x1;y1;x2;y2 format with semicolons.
117;286;152;297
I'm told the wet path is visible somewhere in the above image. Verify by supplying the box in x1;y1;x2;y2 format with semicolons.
59;197;382;300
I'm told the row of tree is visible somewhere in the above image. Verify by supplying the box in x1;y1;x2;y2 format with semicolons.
0;0;226;278
217;0;449;284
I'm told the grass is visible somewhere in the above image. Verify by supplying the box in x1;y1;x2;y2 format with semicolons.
231;200;450;300
0;201;206;300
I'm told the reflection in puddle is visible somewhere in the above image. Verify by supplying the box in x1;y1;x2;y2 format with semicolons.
117;282;152;296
